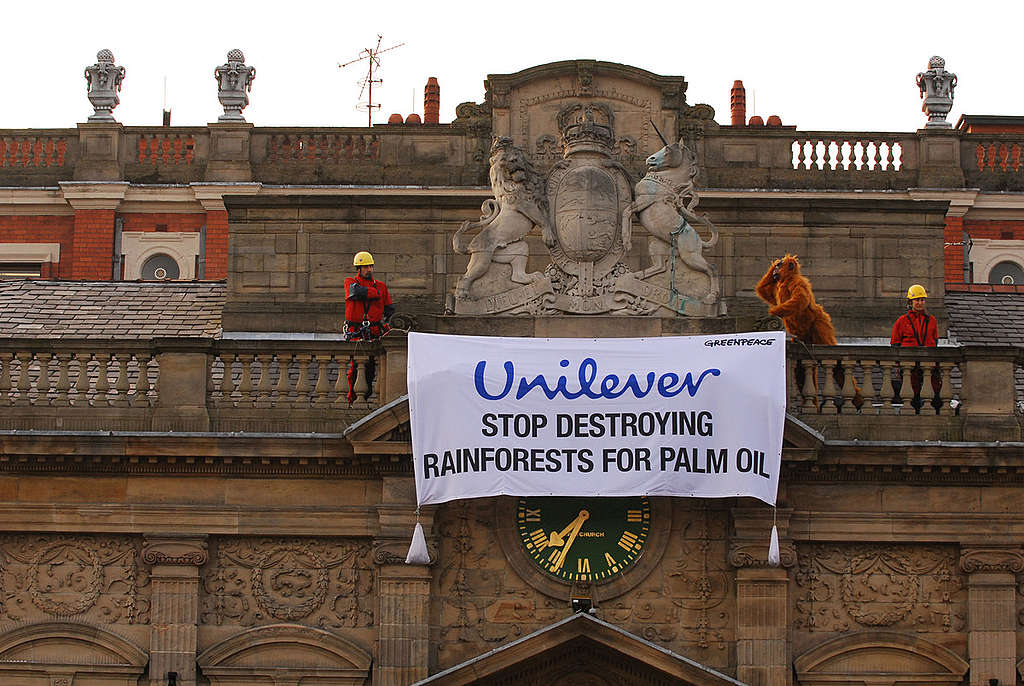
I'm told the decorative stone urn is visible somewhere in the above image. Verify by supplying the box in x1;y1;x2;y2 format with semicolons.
214;49;256;122
916;56;957;129
84;49;125;122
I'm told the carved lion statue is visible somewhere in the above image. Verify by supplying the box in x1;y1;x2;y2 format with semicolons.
452;137;554;299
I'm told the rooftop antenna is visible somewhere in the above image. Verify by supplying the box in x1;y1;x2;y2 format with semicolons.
338;35;406;127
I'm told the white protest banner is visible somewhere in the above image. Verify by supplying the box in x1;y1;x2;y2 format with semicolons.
408;331;786;507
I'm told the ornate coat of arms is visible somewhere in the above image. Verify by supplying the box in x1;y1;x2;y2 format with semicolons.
452;102;724;317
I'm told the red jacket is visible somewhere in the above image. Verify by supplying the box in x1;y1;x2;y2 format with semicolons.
890;310;937;347
345;275;392;324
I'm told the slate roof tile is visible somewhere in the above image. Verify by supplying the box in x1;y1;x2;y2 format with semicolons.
0;280;224;339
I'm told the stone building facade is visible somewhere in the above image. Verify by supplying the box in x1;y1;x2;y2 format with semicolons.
0;58;1023;686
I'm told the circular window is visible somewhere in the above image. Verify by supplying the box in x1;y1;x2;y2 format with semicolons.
989;261;1024;286
141;254;180;280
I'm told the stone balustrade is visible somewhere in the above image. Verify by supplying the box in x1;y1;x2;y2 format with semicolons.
0;339;1019;440
0;124;1020;190
0;338;390;433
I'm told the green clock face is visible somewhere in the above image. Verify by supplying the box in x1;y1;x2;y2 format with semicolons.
516;496;651;583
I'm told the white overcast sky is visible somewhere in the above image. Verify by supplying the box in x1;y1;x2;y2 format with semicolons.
4;0;1022;133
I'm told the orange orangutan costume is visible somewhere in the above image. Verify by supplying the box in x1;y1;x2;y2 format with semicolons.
755;254;837;345
756;255;861;409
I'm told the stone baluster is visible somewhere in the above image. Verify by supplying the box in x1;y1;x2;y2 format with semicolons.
274;354;292;405
878;360;897;413
959;547;1024;686
255;354;272;408
313;354;331;406
936;361;955;414
95;353;111;406
14;352;32;406
136;353;152;406
820;359;839;414
70;352;88;405
237;355;254;407
729;524;796;686
294;354;312;404
54;352;71;406
840;359;858;413
801;361;818;413
34;352;52;406
218;354;234;405
334;356;351;407
794;142;806;169
113;354;131;407
353;357;370;404
143;536;208;686
0;353;12;406
893;363;913;416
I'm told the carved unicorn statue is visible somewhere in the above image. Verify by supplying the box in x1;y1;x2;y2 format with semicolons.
622;135;719;291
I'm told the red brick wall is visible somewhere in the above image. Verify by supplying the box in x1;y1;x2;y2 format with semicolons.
945;218;1024;285
119;212;205;233
0;215;74;278
204;209;229;280
70;209;115;280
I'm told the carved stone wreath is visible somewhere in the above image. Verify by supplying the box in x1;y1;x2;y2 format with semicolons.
839;553;917;626
28;542;103;616
250;547;329;621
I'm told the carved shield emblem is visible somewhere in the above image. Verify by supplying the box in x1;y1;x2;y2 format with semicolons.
552;164;620;262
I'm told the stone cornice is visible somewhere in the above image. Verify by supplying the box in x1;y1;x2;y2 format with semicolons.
958;546;1024;573
58;181;129;210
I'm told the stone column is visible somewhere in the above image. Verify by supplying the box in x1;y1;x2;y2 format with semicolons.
373;476;433;685
143;535;208;686
729;540;795;686
959;546;1024;686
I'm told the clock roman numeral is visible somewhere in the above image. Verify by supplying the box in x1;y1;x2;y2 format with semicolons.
618;531;639;551
604;552;617;567
524;508;542;522
548;548;561;563
626;509;643;522
529;529;548;551
577;557;591;573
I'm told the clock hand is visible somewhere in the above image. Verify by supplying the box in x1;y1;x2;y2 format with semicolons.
552;510;589;572
548;510;588;547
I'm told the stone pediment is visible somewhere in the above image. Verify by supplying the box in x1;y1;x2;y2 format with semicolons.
197;623;371;685
414;611;743;686
0;622;147;684
485;60;695;167
343;394;411;455
794;631;968;686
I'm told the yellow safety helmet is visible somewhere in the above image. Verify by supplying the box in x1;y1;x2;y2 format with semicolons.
906;284;928;300
353;251;374;267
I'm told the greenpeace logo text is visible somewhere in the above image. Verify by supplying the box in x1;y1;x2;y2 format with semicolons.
474;357;721;401
704;338;775;347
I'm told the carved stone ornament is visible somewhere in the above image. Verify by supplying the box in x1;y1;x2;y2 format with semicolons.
452;101;726;317
728;542;796;568
214;49;256;122
142;535;209;566
795;544;964;633
84;49;125;122
373;539;436;566
958;546;1024;574
916;55;957;129
200;537;374;629
0;534;146;624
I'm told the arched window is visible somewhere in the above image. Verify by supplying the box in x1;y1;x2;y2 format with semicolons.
988;260;1024;285
140;253;181;280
